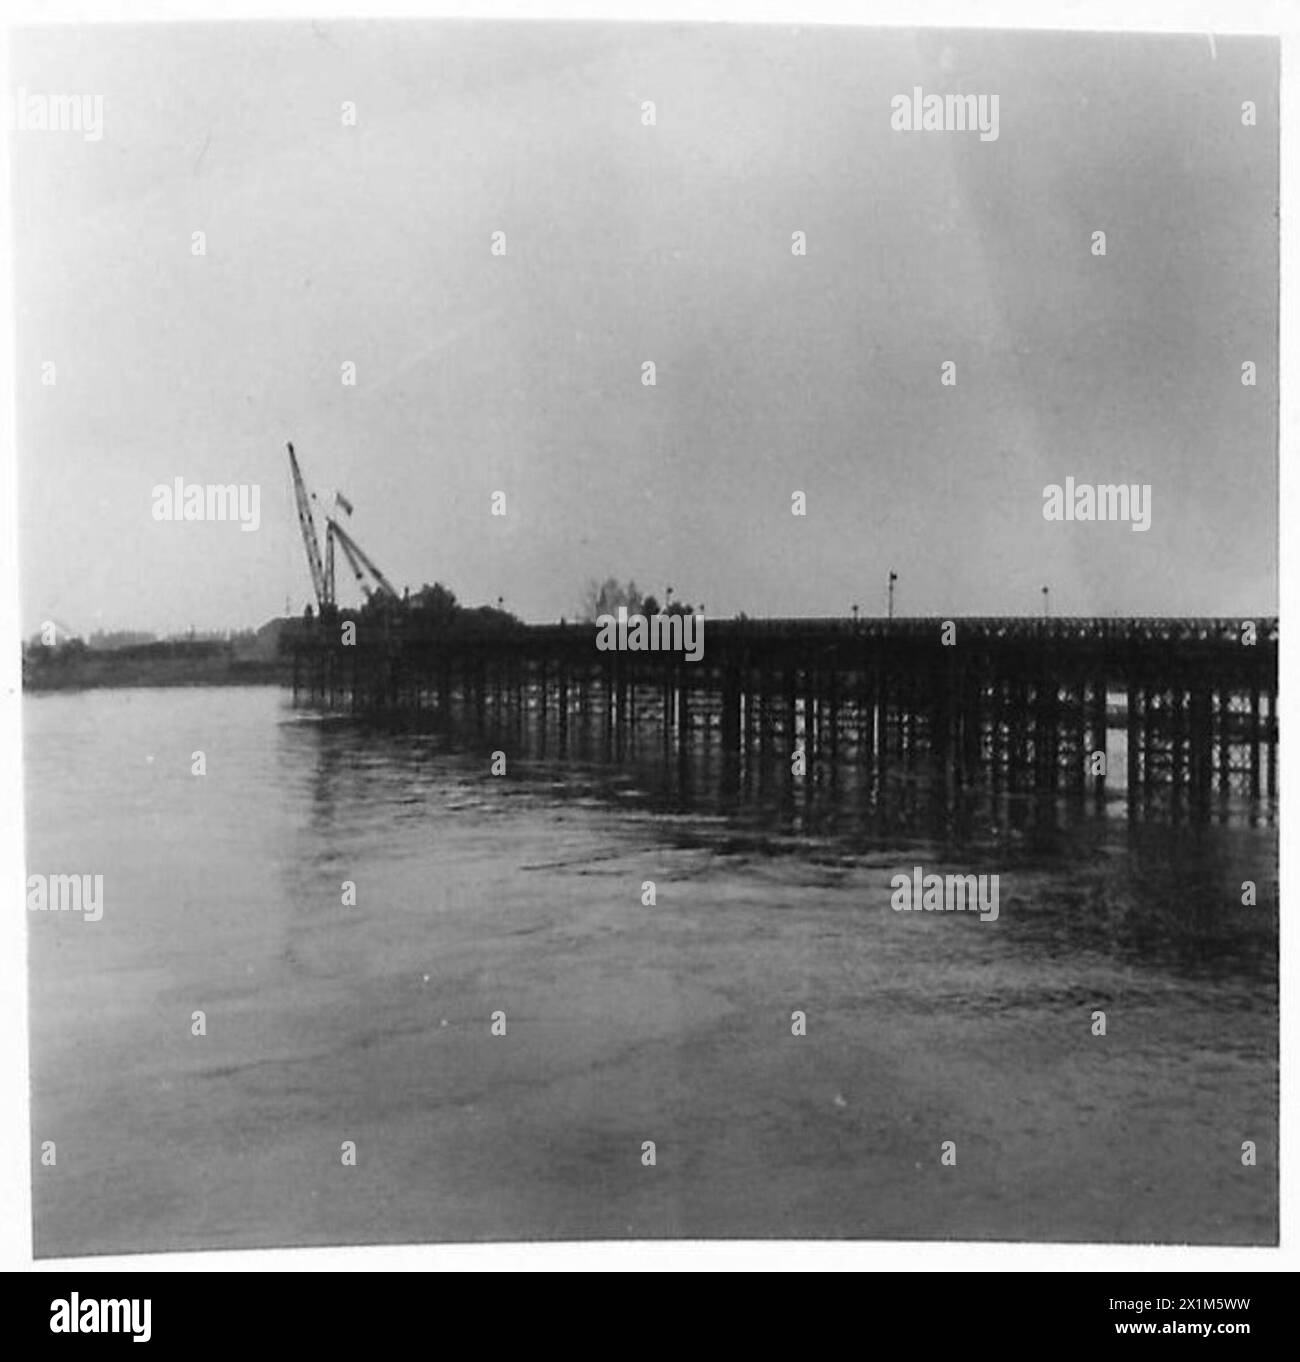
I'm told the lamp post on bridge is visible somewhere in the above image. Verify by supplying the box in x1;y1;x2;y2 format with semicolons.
1042;586;1050;619
888;571;897;621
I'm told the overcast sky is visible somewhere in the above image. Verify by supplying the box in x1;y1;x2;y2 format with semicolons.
12;22;1277;634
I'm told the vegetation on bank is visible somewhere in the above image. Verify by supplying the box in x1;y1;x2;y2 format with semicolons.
22;635;290;692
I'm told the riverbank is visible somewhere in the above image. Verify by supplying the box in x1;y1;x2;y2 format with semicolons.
23;644;287;692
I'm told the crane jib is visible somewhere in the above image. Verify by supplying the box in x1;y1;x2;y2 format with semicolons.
286;442;397;610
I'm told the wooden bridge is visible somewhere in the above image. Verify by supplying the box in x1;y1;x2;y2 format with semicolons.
289;615;1278;814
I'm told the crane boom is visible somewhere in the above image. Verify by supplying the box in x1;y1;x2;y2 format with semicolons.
287;442;327;611
331;520;371;598
329;517;399;599
324;520;336;607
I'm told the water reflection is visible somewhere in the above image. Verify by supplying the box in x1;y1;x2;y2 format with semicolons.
281;703;1278;1001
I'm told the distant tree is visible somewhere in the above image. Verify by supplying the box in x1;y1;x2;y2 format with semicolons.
24;635;85;661
87;629;158;651
403;582;522;636
458;603;524;633
641;594;660;616
164;629;226;644
577;577;646;622
408;582;460;626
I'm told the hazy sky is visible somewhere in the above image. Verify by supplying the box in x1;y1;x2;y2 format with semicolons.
12;22;1278;633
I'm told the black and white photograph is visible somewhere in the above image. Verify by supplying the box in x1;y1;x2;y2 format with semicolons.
4;1;1286;1286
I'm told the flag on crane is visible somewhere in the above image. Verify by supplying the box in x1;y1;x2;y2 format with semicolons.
334;491;354;517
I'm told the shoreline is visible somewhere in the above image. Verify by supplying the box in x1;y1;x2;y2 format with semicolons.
23;659;288;693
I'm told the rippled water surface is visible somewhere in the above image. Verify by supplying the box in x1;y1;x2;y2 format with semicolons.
27;686;1277;1252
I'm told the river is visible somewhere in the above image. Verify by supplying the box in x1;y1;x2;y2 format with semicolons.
26;685;1277;1252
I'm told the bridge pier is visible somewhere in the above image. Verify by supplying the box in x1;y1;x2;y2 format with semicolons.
287;617;1275;824
1250;686;1261;800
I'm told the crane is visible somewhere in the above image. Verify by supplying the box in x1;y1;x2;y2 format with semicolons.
286;441;398;613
